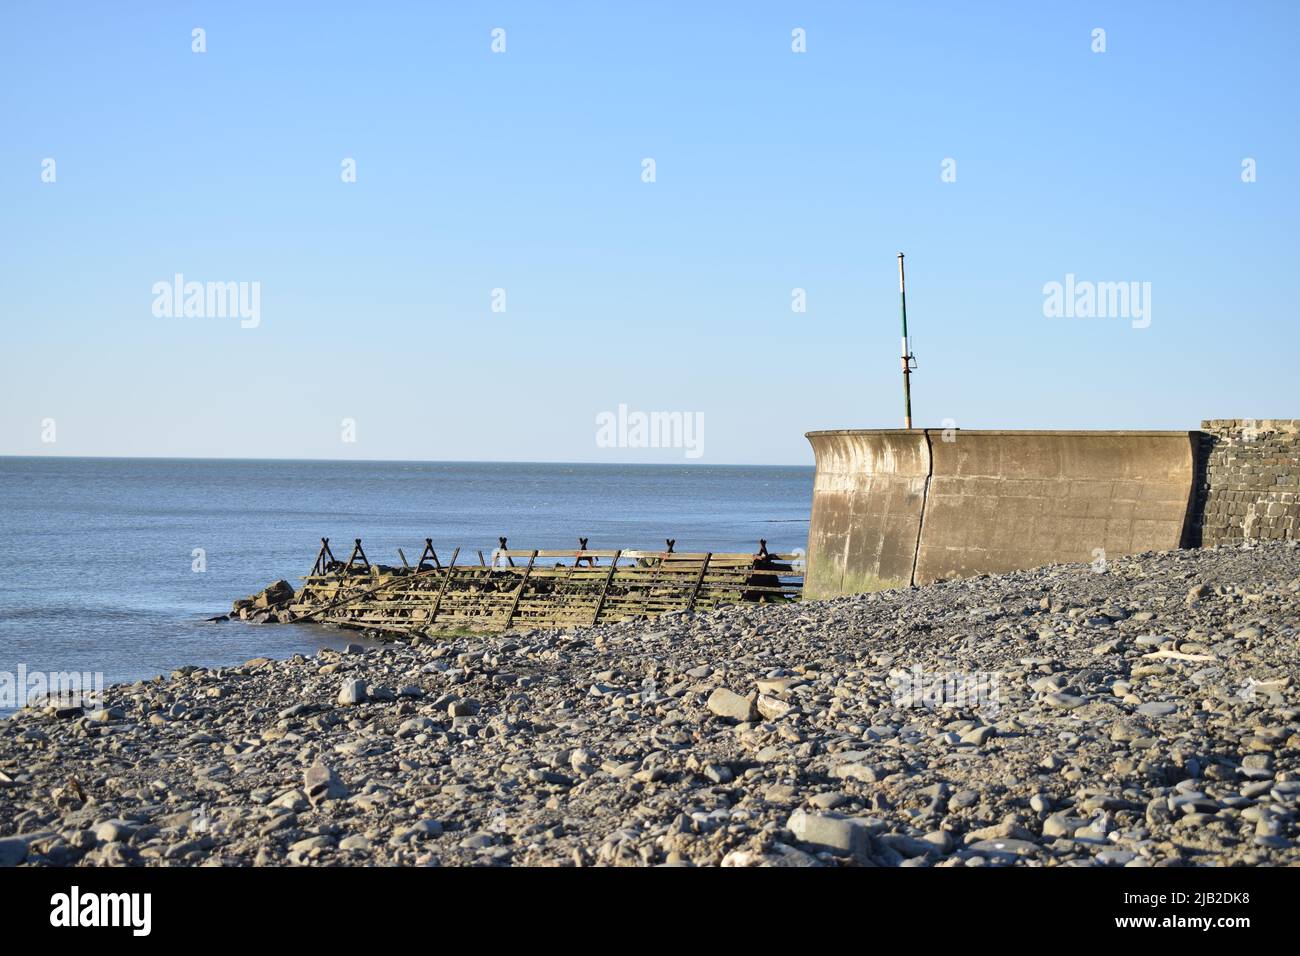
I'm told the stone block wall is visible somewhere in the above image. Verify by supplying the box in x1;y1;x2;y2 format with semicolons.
1195;420;1300;546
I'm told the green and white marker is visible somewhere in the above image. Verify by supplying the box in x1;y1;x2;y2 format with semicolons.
898;252;917;429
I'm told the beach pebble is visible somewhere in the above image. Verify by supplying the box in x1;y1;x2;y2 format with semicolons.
337;680;367;706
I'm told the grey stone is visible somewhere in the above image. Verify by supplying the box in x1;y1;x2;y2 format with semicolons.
392;820;443;844
757;694;794;720
787;809;872;859
809;791;847;810
303;761;348;805
703;764;733;784
1096;849;1137;865
948;790;979;811
706;687;758;722
832;762;882;784
921;830;954;853
1137;701;1177;717
337;680;367;706
397;716;437;739
760;842;822;867
94;820;136;844
1042;814;1087;838
290;835;335;854
1044;693;1087;710
0;837;28;867
965;838;1041;859
878;832;939;858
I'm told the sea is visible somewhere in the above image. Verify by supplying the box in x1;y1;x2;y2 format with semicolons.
0;457;812;712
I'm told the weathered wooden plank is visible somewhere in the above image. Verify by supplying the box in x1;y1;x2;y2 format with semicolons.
686;553;712;612
590;550;623;625
429;547;461;624
503;550;538;627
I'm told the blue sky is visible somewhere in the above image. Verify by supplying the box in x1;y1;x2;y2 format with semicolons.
1;1;1296;464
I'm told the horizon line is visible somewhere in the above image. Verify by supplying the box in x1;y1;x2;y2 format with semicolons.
0;452;815;469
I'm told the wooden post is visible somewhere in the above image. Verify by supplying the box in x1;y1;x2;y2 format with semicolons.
687;552;713;612
566;538;587;583
312;537;337;576
504;550;538;628
416;538;440;571
429;547;460;626
591;550;623;625
647;541;671;593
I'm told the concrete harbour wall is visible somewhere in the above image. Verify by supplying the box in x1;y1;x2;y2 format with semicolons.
805;428;1201;599
805;430;930;597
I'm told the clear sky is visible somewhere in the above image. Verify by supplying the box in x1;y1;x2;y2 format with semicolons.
2;1;1296;465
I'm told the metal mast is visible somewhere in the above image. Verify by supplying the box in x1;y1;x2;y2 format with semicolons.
898;252;917;428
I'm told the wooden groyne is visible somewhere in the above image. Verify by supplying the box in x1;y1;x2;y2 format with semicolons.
234;537;803;636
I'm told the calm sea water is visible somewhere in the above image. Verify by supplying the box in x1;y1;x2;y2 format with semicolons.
0;458;811;709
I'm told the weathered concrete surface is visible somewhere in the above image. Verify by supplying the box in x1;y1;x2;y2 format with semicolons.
805;429;1199;597
805;430;929;599
915;431;1198;585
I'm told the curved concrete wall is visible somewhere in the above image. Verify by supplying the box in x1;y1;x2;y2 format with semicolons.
805;429;1199;599
805;430;930;597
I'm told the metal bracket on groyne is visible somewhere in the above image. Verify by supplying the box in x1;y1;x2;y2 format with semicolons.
255;537;803;636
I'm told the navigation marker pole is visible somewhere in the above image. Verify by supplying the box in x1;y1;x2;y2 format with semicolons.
898;252;917;429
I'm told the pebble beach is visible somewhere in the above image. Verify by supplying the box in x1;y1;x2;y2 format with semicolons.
2;541;1298;868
